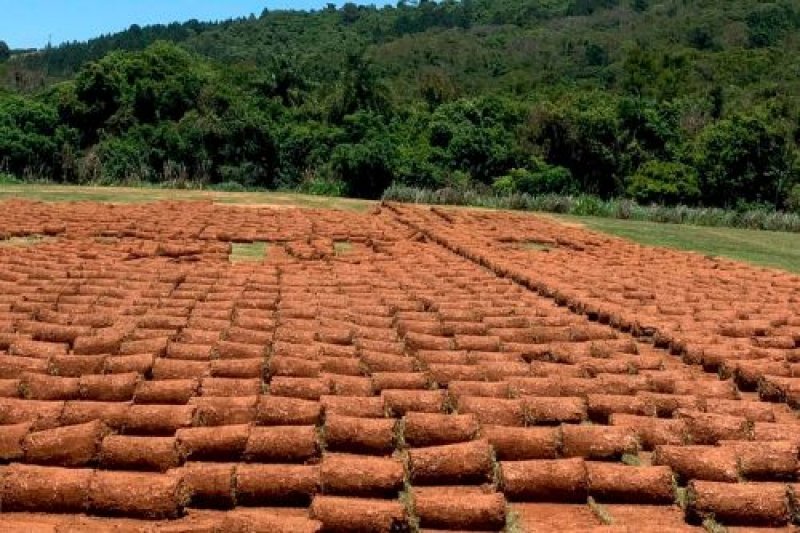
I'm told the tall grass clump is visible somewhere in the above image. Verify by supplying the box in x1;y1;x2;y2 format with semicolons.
0;172;22;185
382;185;800;233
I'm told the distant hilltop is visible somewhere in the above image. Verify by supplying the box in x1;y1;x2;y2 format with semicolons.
1;0;799;210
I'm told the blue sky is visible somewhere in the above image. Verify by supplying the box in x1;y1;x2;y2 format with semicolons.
1;1;380;49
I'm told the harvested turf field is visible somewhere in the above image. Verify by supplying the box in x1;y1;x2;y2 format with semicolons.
0;198;799;531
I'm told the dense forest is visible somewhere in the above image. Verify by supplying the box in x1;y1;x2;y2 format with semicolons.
1;0;799;208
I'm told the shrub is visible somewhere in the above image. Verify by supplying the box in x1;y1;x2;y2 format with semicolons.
571;195;613;217
90;137;151;184
627;160;700;205
492;174;515;196
615;198;636;219
494;161;578;196
0;172;21;184
382;183;421;203
299;173;347;197
218;163;259;187
210;181;247;192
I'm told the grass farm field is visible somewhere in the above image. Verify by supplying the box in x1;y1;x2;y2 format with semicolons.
2;184;797;274
0;190;799;530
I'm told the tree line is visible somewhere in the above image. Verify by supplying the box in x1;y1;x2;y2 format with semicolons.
1;0;799;209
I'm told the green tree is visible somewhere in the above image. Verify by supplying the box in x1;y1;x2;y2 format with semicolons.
331;136;396;199
584;43;609;67
746;3;795;48
418;67;459;108
65;42;204;145
264;55;310;107
693;113;795;207
429;97;524;184
0;93;59;177
330;52;391;121
621;46;658;97
687;25;718;51
568;0;620;17
341;3;361;25
524;95;622;197
0;40;10;62
616;97;681;177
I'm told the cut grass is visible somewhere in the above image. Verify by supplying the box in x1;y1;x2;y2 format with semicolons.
229;242;267;263
522;241;551;252
620;453;641;466
505;506;524;533
702;517;728;533
675;486;689;510
555;215;800;274
333;240;353;255
399;451;420;533
587;496;614;525
0;235;50;248
0;184;373;211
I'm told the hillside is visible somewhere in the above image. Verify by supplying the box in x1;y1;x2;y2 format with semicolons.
1;0;799;204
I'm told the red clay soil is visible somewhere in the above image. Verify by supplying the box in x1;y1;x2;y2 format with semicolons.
0;199;798;530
